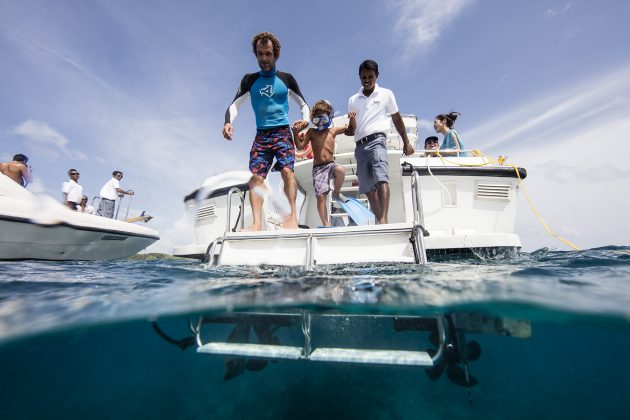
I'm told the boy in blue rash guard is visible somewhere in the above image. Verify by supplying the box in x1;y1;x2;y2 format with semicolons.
223;32;309;231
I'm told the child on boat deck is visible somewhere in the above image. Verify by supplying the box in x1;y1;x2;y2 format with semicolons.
292;100;355;226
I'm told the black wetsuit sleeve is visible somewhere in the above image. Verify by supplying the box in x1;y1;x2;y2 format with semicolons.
278;71;309;121
225;73;258;124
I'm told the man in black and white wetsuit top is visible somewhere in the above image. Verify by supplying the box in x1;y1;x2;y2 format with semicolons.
223;31;309;231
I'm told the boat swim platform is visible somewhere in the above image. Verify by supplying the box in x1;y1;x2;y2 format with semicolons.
194;312;447;367
204;223;521;267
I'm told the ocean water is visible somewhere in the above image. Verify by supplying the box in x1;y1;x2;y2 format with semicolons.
1;246;629;419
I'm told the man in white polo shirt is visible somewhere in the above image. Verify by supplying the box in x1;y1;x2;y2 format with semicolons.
96;171;134;218
61;168;83;210
347;60;414;224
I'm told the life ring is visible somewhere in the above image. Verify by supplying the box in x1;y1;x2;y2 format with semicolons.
295;133;314;160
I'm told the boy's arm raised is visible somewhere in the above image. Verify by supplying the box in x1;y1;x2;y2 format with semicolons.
293;123;311;149
331;126;349;136
342;111;357;136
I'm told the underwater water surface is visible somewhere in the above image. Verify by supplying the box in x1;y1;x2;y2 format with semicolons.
1;246;629;419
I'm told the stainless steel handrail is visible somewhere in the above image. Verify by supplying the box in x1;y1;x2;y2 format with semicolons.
411;171;428;265
225;187;245;233
305;234;314;269
204;238;222;266
431;315;447;365
301;310;312;357
212;187;246;267
411;171;426;228
194;312;444;368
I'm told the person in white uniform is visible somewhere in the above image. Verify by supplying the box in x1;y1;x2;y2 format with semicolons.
61;169;83;210
346;60;414;224
96;171;134;218
79;195;95;214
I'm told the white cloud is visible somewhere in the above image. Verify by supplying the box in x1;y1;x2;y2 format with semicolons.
565;26;579;40
462;64;630;251
515;148;630;251
390;0;472;56
21;35;115;92
466;64;630;154
546;3;571;18
535;161;630;184
417;118;434;132
12;120;68;148
11;120;87;161
24;177;47;194
146;210;196;254
2;7;245;257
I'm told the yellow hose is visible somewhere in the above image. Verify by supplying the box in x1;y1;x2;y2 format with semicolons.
432;149;581;251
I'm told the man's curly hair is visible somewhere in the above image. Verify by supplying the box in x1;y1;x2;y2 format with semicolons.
311;100;333;118
252;32;281;58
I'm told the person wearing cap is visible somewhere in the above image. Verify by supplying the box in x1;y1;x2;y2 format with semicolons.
61;168;83;210
96;171;134;218
423;136;440;157
0;154;32;186
346;60;414;224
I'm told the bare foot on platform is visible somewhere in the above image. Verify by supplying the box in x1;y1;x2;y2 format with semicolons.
281;218;299;230
240;224;262;232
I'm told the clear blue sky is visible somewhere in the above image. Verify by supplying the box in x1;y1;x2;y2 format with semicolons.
2;0;629;252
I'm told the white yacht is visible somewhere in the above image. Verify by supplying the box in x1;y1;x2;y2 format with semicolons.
0;174;159;261
173;114;526;266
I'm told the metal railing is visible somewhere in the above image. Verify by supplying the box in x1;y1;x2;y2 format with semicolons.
410;170;428;264
209;166;429;267
225;187;245;233
114;194;133;221
204;187;245;266
194;311;448;367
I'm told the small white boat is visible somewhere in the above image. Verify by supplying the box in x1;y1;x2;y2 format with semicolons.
174;114;526;266
0;174;159;261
